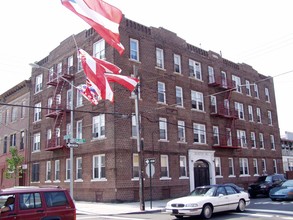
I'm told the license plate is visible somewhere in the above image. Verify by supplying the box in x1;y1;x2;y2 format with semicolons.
172;209;179;214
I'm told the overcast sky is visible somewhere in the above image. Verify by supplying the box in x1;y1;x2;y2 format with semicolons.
0;0;292;135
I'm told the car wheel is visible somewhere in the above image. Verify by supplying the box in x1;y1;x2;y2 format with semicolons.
175;215;184;219
236;199;246;212
201;204;213;219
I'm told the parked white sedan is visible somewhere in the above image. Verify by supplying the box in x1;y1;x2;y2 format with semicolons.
165;184;250;219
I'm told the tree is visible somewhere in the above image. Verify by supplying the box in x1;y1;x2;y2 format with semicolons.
5;147;24;186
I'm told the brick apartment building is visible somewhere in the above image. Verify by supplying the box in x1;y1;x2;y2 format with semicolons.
281;131;293;173
0;80;31;188
27;17;283;202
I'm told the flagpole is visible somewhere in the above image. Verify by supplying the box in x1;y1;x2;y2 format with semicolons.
134;66;145;211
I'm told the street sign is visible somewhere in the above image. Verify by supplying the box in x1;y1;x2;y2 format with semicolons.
67;143;79;148
63;135;71;140
75;138;86;143
145;158;155;164
146;163;155;178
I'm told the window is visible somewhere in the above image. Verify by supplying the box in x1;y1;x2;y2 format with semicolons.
254;84;259;98
232;75;242;93
47;97;53;114
159;118;168;140
34;103;42;122
173;54;181;73
215;157;222;176
67;89;72;109
208;66;215;83
66;158;71;181
20;131;25;150
210;95;217;113
189;59;202;80
178;120;186;142
265;87;270;102
226;128;232;146
256;107;262;123
251;132;256;148
10;133;16;147
270;135;275;150
132;154;139;179
44;191;68;207
259;133;264;149
49;66;54;81
268;110;272;125
55;127;61;146
5;109;9;125
131;114;137;137
239;158;249;175
228;158;235;176
130;38;139;61
55;160;60;181
93;39;105;59
92;114;105;138
47;129;52;148
237;130;247;147
33;133;41;152
273;159;277;173
32;163;40;182
157;82;166;103
191;90;204;111
20;193;42;209
76;85;83;107
248;105;254;122
11;107;17;122
235;102;244;120
156;48;164;69
175;86;183;107
3;136;7;154
77;53;82;72
193;123;206;144
261;159;267;174
160;155;169;178
46;161;51;182
179;156;187;177
67;55;74;74
221;71;227;88
20;101;25;118
76;157;82;180
57;62;62;77
253;158;259;175
93;154;106;179
245;80;251;96
35;74;43;93
76;120;82;139
213;126;219;145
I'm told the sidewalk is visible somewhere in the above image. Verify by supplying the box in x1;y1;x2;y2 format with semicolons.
75;199;169;215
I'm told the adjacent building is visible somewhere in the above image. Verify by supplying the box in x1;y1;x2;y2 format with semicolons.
27;17;282;202
281;131;293;173
0;80;31;188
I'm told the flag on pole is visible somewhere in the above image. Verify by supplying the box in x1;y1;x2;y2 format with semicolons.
79;49;114;102
61;0;125;54
77;83;100;105
105;73;138;92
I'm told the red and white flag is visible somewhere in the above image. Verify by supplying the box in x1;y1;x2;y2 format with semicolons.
77;83;100;105
95;57;121;74
61;0;125;54
105;73;138;92
79;49;114;102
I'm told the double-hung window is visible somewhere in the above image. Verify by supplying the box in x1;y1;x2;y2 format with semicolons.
193;123;206;144
157;82;166;103
268;110;272;125
248;105;254;122
239;158;249;175
265;87;270;102
76;157;82;180
160;155;169;178
213;126;219;145
159;118;168;140
251;132;256;148
92;114;105;139
46;161;51;182
253;158;259;175
270;135;275;150
67;55;74;74
235;102;244;120
232;75;242;93
173;54;181;73
76;120;83;139
228;158;235;176
33;133;41;152
237;130;247;147
66;158;71;181
175;86;183;107
93;39;105;59
254;84;259;98
189;59;202;80
191;90;204;111
54;160;60;181
246;80;251;96
179;156;187;177
130;38;139;61
215;157;222;176
208;66;215;83
35;74;43;93
256;107;262;123
177;120;186;142
93;154;106;180
156;48;164;69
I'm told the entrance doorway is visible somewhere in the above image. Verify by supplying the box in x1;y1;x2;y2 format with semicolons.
194;160;210;188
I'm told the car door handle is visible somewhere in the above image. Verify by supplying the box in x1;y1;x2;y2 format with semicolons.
37;210;45;213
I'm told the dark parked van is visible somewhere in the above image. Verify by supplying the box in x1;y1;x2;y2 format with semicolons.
0;186;76;220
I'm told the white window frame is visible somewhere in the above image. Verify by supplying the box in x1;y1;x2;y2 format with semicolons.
245;80;251;96
173;54;181;73
226;128;232;146
239;158;249;176
215;157;222;177
67;89;72;109
65;158;71;181
157;82;166;104
213;126;220;146
265;87;270;102
130;38;139;61
93;39;105;59
92;154;106;180
253;158;259;176
251;132;256;148
273;159;277;173
67;55;74;74
268;110;272;125
221;71;227;88
193;123;206;144
34;103;42;122
254;84;259;99
159;117;168;141
160;155;170;179
35;74;43;93
256;107;262;123
208;66;215;83
248;105;254;122
76;157;83;180
261;159;267;174
57;62;62;77
235;102;244;120
175;86;183;107
270;135;275;150
33;133;41;152
76;120;83;139
76;85;83;107
45;161;51;182
237;130;247;148
191;90;204;111
132;153;139;179
189;59;202;80
47;129;51;148
228;158;235;177
259;133;265;149
92;114;105;139
156;48;164;69
232;75;242;93
178;120;186;142
54;160;60;182
179;156;188;178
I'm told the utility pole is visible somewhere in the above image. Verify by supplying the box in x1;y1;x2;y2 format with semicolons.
134;65;145;211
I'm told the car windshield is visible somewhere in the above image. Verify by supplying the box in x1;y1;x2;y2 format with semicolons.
189;187;216;197
282;180;293;187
